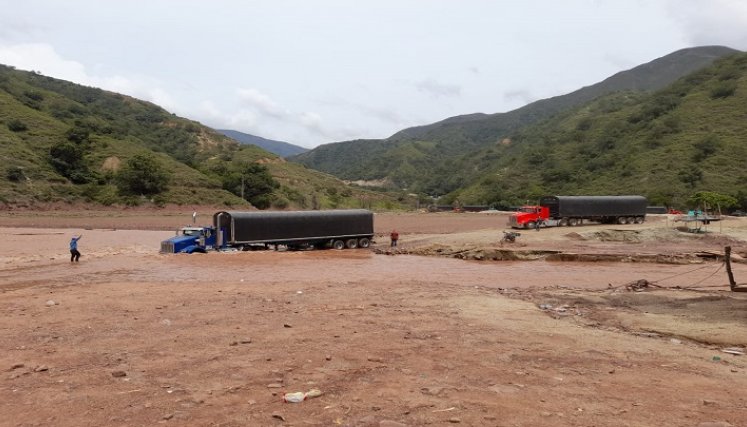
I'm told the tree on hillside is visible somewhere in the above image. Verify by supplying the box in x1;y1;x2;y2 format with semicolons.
116;153;170;195
65;123;91;144
222;163;278;209
688;191;737;211
49;141;93;184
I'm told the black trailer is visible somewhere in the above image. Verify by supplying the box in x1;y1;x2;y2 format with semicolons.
539;195;648;225
213;209;374;250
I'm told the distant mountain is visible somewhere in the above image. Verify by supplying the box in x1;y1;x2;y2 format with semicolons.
218;129;308;157
452;51;747;209
0;65;396;209
292;46;740;195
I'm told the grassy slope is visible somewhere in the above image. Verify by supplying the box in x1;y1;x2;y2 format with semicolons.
454;53;747;208
292;46;739;195
0;65;398;209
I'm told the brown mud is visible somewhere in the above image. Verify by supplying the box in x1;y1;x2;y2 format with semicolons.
2;211;747;426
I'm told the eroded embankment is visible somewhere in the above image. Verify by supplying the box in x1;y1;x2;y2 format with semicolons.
375;226;747;265
374;245;747;264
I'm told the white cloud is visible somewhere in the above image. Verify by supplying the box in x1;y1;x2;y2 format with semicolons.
198;100;223;119
666;0;747;49
503;89;535;105
0;43;87;81
3;1;747;148
0;42;178;110
415;79;461;98
237;88;288;119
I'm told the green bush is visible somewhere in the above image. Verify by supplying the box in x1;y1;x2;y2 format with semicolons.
272;196;290;209
710;81;737;99
49;141;93;184
116;153;170;195
220;163;278;209
692;135;721;161
65;124;91;143
6;166;25;182
7;119;27;132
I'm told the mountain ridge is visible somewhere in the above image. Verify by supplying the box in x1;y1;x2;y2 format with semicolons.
292;46;740;195
218;129;308;157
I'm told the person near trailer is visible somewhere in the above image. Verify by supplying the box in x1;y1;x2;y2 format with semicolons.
390;229;399;247
70;234;82;262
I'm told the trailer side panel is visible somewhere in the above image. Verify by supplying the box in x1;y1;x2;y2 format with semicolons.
213;209;373;245
539;196;648;218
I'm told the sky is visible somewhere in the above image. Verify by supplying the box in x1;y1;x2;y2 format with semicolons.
1;1;746;148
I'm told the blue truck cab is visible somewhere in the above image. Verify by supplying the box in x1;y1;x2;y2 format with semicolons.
160;226;217;253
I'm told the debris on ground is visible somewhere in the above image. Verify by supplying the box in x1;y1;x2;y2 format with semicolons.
283;389;323;403
625;279;651;291
721;347;745;356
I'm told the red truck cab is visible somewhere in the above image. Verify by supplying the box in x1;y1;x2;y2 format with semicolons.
509;205;550;228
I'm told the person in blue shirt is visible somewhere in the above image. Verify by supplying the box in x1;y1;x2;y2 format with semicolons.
70;234;82;262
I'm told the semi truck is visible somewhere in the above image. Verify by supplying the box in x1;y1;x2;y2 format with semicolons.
161;209;374;253
508;195;648;229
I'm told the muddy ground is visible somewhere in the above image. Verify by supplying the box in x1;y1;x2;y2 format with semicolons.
2;210;747;427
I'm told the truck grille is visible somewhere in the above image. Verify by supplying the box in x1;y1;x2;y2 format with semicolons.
160;241;174;253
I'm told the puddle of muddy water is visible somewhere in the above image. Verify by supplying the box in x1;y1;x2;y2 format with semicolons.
0;225;737;292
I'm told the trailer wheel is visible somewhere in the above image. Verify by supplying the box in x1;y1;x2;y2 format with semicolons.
627;217;636;224
559;218;568;226
568;218;578;226
634;216;644;224
617;216;627;224
358;237;371;248
345;238;358;249
332;240;345;250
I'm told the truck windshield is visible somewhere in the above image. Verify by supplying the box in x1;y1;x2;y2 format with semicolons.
181;228;202;236
519;207;538;213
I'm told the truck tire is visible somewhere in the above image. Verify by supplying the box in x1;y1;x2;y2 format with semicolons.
345;238;358;249
559;218;568;226
568;218;578;226
627;217;636;224
358;237;371;248
332;240;345;250
617;216;627;224
635;216;644;224
526;221;536;229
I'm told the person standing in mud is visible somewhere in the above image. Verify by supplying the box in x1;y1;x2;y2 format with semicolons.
70;234;82;262
390;229;399;247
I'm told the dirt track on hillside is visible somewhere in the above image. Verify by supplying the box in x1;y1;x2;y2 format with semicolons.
2;211;747;426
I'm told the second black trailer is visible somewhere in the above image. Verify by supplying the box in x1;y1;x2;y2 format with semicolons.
540;195;648;225
213;209;374;250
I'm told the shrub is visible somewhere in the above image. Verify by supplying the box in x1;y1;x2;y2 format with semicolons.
65;124;91;144
49;141;93;184
692;135;721;161
7;119;27;132
678;168;703;188
710;81;737;99
6;166;25;182
221;163;278;209
272;196;290;209
116;153;170;195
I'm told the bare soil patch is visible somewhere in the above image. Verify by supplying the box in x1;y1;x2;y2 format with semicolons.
2;211;747;426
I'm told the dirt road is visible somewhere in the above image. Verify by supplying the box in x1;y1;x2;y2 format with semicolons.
1;211;747;426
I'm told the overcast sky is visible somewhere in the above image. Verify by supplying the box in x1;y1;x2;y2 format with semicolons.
1;1;746;148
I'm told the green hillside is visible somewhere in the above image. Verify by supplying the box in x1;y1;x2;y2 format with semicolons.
452;53;747;209
292;46;739;196
0;65;398;210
